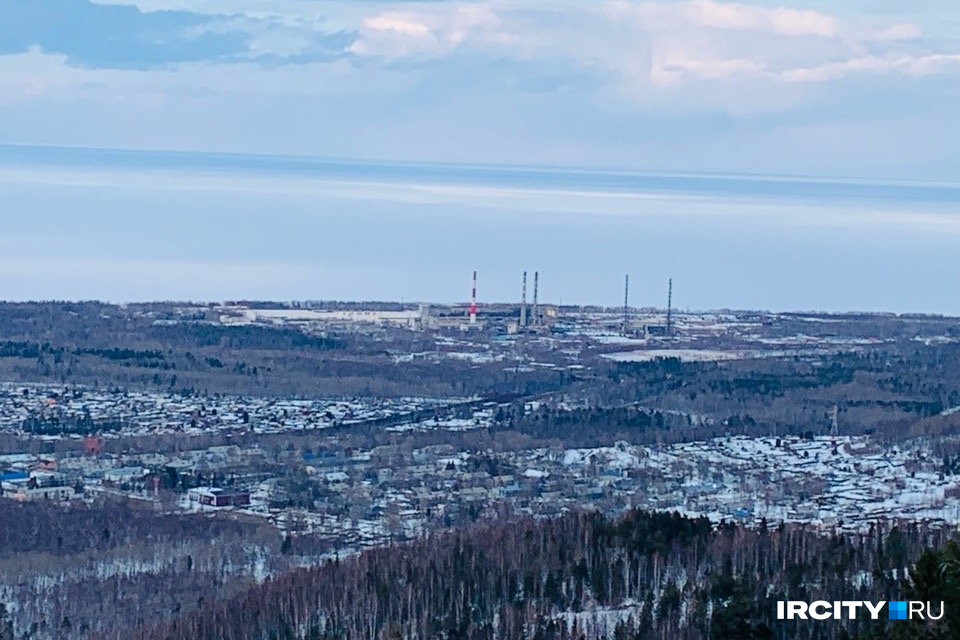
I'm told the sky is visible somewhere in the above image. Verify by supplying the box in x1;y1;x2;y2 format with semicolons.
0;0;959;311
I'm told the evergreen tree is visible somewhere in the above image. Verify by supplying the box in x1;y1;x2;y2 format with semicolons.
0;603;14;640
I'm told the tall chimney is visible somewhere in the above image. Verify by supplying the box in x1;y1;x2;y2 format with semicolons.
623;274;629;334
666;277;673;336
532;271;539;326
520;271;528;328
469;270;477;324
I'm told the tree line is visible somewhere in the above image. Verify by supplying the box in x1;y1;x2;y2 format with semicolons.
91;510;960;640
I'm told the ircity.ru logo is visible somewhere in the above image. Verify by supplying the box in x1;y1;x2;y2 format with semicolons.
776;600;944;621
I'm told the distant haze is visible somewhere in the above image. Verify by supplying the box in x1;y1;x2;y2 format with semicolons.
3;0;960;313
1;144;959;314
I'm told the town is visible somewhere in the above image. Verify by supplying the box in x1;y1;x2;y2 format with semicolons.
3;374;959;551
4;298;960;640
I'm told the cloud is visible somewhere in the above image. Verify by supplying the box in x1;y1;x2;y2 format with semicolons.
364;15;432;38
0;0;353;68
600;0;943;85
627;0;840;37
0;0;252;68
348;5;504;57
4;0;955;87
1;0;959;179
333;0;958;92
781;53;960;82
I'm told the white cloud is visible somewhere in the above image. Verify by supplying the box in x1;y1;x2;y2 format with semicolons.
866;22;922;42
599;0;945;86
781;52;960;82
658;55;768;81
0;47;114;104
332;0;958;91
365;14;432;38
623;0;838;37
348;5;504;57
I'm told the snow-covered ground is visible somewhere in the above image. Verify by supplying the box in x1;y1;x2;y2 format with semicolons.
536;435;959;532
600;349;748;362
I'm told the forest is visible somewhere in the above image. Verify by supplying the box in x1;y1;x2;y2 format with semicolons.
0;303;556;398
59;508;958;640
0;500;345;640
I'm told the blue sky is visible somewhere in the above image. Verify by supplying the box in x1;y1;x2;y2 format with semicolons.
0;1;959;310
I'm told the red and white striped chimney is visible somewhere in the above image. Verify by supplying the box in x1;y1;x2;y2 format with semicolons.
469;270;478;324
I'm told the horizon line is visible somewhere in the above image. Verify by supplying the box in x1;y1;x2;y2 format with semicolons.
4;141;960;190
0;299;954;320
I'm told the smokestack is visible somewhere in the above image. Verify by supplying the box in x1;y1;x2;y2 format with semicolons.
520;271;528;328
532;271;539;326
623;274;629;334
666;277;673;336
469;270;477;324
